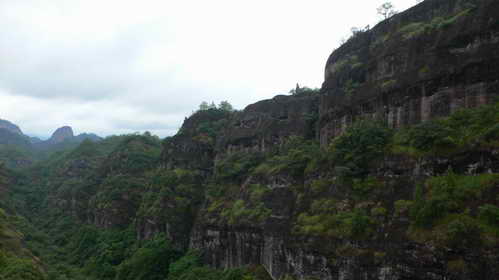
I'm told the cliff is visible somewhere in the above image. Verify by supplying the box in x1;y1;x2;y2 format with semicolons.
3;0;499;279
188;0;499;279
319;0;499;145
217;93;319;155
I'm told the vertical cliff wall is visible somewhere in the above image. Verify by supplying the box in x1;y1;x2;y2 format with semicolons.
216;93;319;156
319;0;499;146
189;0;499;279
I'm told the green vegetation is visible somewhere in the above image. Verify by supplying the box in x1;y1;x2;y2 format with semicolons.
289;85;320;95
370;34;390;50
0;91;499;279
168;252;270;280
329;121;392;178
398;7;474;40
411;173;499;228
343;79;361;96
393;102;499;157
115;234;179;280
253;136;321;178
1;164;45;280
408;172;499;249
418;65;430;77
0;251;46;280
381;79;396;90
330;55;361;74
296;206;375;239
220;199;271;225
0;126;274;280
198;101;235;112
215;152;264;182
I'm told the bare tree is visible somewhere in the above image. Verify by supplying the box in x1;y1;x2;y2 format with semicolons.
377;2;397;19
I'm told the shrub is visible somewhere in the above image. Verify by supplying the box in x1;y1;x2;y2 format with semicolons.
351;177;383;198
0;252;46;280
309;179;331;195
168;252;252;280
216;152;263;182
478;204;499;228
296;206;374;240
394;102;499;156
330;120;392;178
114;234;180;280
221;200;271;225
252;137;320;179
371;207;387;217
394;200;413;216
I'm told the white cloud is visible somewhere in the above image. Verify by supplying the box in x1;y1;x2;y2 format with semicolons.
0;0;418;137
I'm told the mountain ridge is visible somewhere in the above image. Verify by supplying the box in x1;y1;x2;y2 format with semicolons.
1;0;499;279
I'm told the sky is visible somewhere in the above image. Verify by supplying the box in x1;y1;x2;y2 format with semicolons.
0;0;419;138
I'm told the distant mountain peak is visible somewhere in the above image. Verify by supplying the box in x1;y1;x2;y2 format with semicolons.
49;126;74;144
0;119;24;135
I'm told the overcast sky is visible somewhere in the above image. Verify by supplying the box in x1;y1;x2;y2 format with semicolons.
0;0;419;138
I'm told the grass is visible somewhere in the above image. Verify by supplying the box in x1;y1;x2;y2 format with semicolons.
381;79;397;90
330;55;360;74
398;8;473;40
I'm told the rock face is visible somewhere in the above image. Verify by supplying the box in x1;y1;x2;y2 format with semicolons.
34;126;102;150
190;149;499;280
319;0;499;146
217;93;319;155
48;126;74;144
161;109;231;173
18;0;499;278
187;0;499;279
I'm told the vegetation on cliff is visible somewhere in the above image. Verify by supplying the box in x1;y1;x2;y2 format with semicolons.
0;0;497;279
0;100;498;279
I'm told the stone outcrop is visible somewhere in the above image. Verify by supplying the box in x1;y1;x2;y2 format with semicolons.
48;126;74;144
319;0;499;146
188;0;499;279
161;109;231;174
218;93;319;156
190;148;499;280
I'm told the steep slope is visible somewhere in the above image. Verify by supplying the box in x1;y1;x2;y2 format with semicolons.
188;0;499;279
48;126;74;144
319;0;499;145
0;128;33;169
12;128;270;280
0;120;103;169
191;102;499;280
0;163;46;280
3;0;499;279
33;126;102;152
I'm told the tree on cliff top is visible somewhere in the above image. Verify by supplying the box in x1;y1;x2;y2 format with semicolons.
198;101;234;112
377;2;397;19
289;84;320;95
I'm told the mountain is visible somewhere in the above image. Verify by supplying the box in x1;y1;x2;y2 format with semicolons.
0;120;102;167
319;0;499;144
46;126;102;145
74;132;102;142
32;126;102;153
0;164;45;279
48;126;74;144
0;119;23;135
29;136;42;144
1;0;499;279
0;127;33;168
